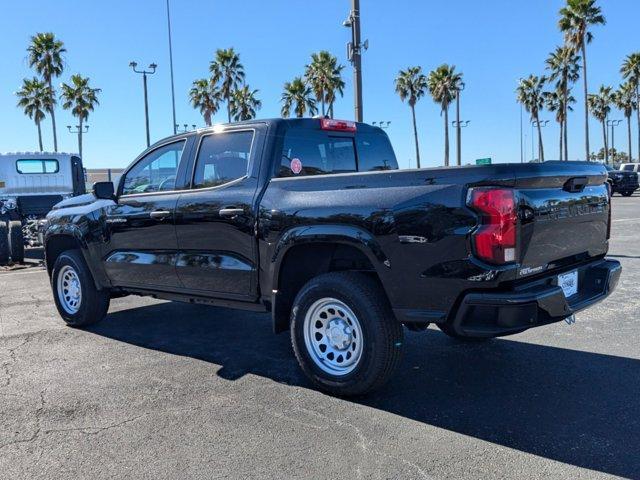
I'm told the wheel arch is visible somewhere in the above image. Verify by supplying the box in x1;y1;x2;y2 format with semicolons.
269;225;392;334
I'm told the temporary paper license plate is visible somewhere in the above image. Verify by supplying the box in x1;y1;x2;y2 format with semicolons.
558;270;578;298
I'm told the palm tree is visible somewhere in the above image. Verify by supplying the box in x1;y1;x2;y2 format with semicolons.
517;75;547;161
189;78;220;126
559;0;606;161
230;86;262;121
281;77;317;118
427;65;459;167
544;89;576;160
209;48;245;122
16;77;51;152
304;51;345;118
27;32;66;152
621;52;640;161
587;85;614;164
613;82;637;163
545;45;581;160
60;74;101;159
395;66;428;168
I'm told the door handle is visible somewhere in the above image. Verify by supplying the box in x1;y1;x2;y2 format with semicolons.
219;207;244;217
150;210;171;220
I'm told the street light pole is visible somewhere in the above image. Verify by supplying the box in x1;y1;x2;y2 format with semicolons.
607;119;622;164
166;0;177;135
130;61;157;147
531;120;549;162
67;125;89;158
343;0;366;122
452;120;470;165
455;82;466;166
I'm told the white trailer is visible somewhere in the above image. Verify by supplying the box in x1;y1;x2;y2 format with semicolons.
0;152;86;264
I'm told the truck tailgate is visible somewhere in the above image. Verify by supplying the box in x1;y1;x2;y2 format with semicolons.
513;162;609;276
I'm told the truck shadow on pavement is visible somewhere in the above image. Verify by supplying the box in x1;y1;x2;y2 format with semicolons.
88;301;640;479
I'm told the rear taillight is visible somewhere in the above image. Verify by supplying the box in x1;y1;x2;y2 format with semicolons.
468;187;518;264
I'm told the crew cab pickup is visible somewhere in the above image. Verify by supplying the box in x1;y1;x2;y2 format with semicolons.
44;118;621;395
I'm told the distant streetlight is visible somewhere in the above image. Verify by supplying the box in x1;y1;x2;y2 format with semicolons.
372;121;391;129
607;119;623;163
452;120;470;166
129;61;157;147
531;120;549;162
67;125;89;157
166;0;177;135
175;123;197;133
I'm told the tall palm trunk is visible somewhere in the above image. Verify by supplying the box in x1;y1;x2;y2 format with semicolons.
47;77;58;152
602;120;609;164
443;106;450;167
36;119;43;152
411;104;421;168
78;117;83;158
564;116;569;161
536;114;545;162
227;101;231;123
559;120;563;161
627;114;633;162
320;88;325;117
204;110;212;127
455;93;461;166
581;41;589;161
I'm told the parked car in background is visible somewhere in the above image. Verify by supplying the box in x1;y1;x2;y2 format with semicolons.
619;162;640;173
44;119;620;395
606;165;639;196
0;152;85;264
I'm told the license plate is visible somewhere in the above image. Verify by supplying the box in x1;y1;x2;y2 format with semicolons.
558;270;578;298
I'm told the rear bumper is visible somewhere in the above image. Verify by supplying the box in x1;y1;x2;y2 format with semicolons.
450;258;621;337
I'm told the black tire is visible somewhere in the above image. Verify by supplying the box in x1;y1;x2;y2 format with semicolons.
0;220;9;265
621;190;633;197
51;249;110;327
8;221;24;263
290;272;403;396
437;322;494;342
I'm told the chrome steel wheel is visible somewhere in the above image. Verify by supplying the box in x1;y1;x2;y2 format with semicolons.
303;297;364;376
57;265;82;314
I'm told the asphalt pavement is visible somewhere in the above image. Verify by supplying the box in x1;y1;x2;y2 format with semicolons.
0;194;638;479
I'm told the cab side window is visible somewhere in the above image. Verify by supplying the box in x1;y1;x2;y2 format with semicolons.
192;131;253;188
122;141;184;195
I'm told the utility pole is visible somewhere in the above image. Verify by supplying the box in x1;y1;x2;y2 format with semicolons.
67;125;89;158
343;0;366;122
130;61;157;147
166;0;177;135
455;82;466;166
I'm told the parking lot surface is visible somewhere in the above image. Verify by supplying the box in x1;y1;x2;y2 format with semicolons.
1;195;638;479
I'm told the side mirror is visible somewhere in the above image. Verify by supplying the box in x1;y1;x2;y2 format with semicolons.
93;181;115;200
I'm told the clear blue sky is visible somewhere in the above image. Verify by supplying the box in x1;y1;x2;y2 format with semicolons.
0;0;637;169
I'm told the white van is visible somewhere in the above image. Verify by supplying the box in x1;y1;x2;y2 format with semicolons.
0;152;85;263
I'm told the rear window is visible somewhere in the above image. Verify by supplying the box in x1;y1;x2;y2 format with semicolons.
193;131;253;188
279;129;397;177
16;159;59;174
621;164;636;172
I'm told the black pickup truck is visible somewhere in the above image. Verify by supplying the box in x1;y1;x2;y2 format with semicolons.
44;118;621;395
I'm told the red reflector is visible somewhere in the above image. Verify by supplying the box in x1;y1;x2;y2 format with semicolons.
468;188;517;264
320;118;357;132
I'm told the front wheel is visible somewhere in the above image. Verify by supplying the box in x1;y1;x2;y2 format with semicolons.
621;190;634;197
51;250;110;327
290;272;403;396
8;221;24;263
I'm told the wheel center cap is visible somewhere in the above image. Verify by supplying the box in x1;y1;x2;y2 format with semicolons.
327;320;351;350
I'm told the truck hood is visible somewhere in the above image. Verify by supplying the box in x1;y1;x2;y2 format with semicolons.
51;193;98;210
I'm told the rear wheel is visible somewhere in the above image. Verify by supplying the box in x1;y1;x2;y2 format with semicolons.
51;250;110;327
0;219;9;265
290;272;403;396
8;221;24;263
621;190;634;197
